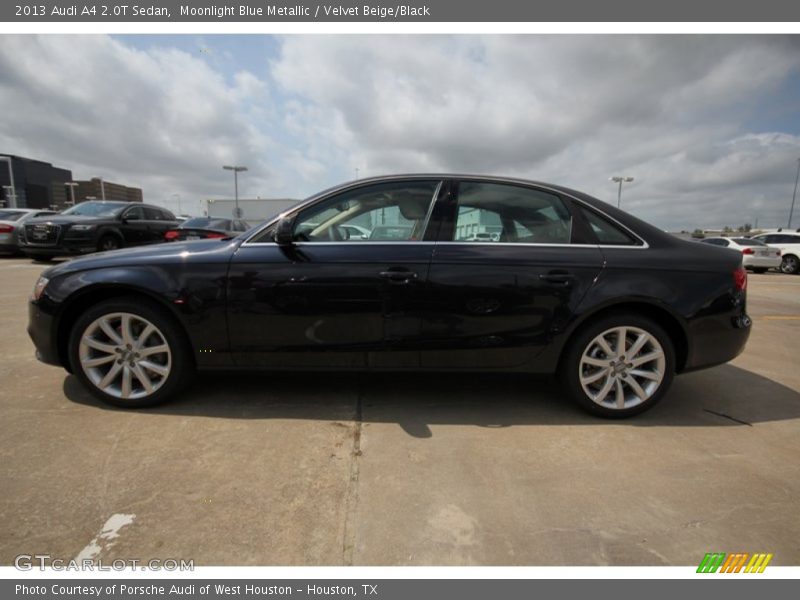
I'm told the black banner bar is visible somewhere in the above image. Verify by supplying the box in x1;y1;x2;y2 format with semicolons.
3;0;800;23
4;579;800;600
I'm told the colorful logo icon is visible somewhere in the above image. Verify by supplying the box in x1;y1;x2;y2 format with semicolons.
697;552;773;573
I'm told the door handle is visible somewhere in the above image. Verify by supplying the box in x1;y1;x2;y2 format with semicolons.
539;271;574;285
379;270;418;282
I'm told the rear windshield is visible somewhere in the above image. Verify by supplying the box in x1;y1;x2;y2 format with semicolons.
733;238;766;246
0;210;26;221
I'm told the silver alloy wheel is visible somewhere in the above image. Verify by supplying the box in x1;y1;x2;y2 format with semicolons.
780;255;798;274
78;312;171;400
578;326;666;410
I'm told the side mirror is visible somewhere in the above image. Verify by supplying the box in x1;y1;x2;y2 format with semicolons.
274;216;294;246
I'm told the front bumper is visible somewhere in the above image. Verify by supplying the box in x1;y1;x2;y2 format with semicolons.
21;239;96;256
27;300;62;367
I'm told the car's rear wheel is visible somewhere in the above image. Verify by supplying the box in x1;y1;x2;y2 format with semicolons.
780;254;799;275
68;297;193;408
97;235;122;252
560;314;675;418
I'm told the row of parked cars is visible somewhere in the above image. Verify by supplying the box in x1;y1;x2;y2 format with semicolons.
699;232;800;274
0;201;250;261
3;201;800;275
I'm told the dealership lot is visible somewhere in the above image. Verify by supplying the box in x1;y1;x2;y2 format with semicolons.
0;257;798;566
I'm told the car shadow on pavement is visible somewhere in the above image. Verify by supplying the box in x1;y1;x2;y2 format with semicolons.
62;363;800;438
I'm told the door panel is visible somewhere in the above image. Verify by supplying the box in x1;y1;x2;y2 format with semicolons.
421;244;604;368
420;179;604;369
227;243;434;368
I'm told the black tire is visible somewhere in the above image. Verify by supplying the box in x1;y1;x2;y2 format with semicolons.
559;313;676;418
68;296;194;408
97;234;122;252
751;267;768;274
780;254;799;275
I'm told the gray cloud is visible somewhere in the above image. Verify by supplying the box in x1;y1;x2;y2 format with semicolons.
273;35;800;229
1;35;798;230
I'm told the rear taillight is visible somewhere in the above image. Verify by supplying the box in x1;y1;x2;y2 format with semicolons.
164;230;179;241
733;266;747;292
206;232;226;239
0;224;12;233
741;247;754;255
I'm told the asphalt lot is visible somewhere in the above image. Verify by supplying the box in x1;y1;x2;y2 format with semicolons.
0;257;798;566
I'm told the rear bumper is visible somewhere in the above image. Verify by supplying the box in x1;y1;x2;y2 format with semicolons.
682;311;751;372
743;255;781;269
27;301;62;367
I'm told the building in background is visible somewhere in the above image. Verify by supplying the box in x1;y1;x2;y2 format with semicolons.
0;154;144;209
0;154;72;209
72;178;143;204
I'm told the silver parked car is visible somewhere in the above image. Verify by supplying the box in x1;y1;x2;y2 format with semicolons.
0;208;58;255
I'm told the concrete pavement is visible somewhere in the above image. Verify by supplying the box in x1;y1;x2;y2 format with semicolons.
0;258;798;566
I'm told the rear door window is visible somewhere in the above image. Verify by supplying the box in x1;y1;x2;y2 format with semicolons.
452;182;572;244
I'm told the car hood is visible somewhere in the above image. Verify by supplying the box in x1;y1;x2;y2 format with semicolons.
43;238;243;278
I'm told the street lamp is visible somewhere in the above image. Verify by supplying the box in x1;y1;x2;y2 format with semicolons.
171;193;182;215
789;158;800;230
98;177;106;201
223;165;247;218
65;182;78;206
610;176;634;208
0;156;17;207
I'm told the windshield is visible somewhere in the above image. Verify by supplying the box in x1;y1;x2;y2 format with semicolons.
0;210;26;221
181;218;230;229
61;201;126;217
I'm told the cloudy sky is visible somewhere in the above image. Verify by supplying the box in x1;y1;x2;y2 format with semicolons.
0;34;798;229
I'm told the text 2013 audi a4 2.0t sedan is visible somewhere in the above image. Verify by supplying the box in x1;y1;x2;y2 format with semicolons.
27;175;751;418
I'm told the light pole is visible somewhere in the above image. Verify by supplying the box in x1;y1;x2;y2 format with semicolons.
610;176;634;208
789;158;800;230
1;185;12;208
0;156;17;207
355;167;360;180
65;182;78;207
98;177;106;201
223;165;247;218
171;193;182;215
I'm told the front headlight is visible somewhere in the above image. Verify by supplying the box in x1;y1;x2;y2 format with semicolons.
70;224;96;232
32;276;49;301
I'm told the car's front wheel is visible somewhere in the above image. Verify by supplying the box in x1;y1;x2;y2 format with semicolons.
97;235;122;252
68;297;194;408
560;314;675;418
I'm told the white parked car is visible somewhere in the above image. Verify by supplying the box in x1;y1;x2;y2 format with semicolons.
0;208;58;255
750;231;800;274
700;237;781;273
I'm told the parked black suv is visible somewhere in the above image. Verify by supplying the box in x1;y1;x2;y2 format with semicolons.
20;201;179;261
